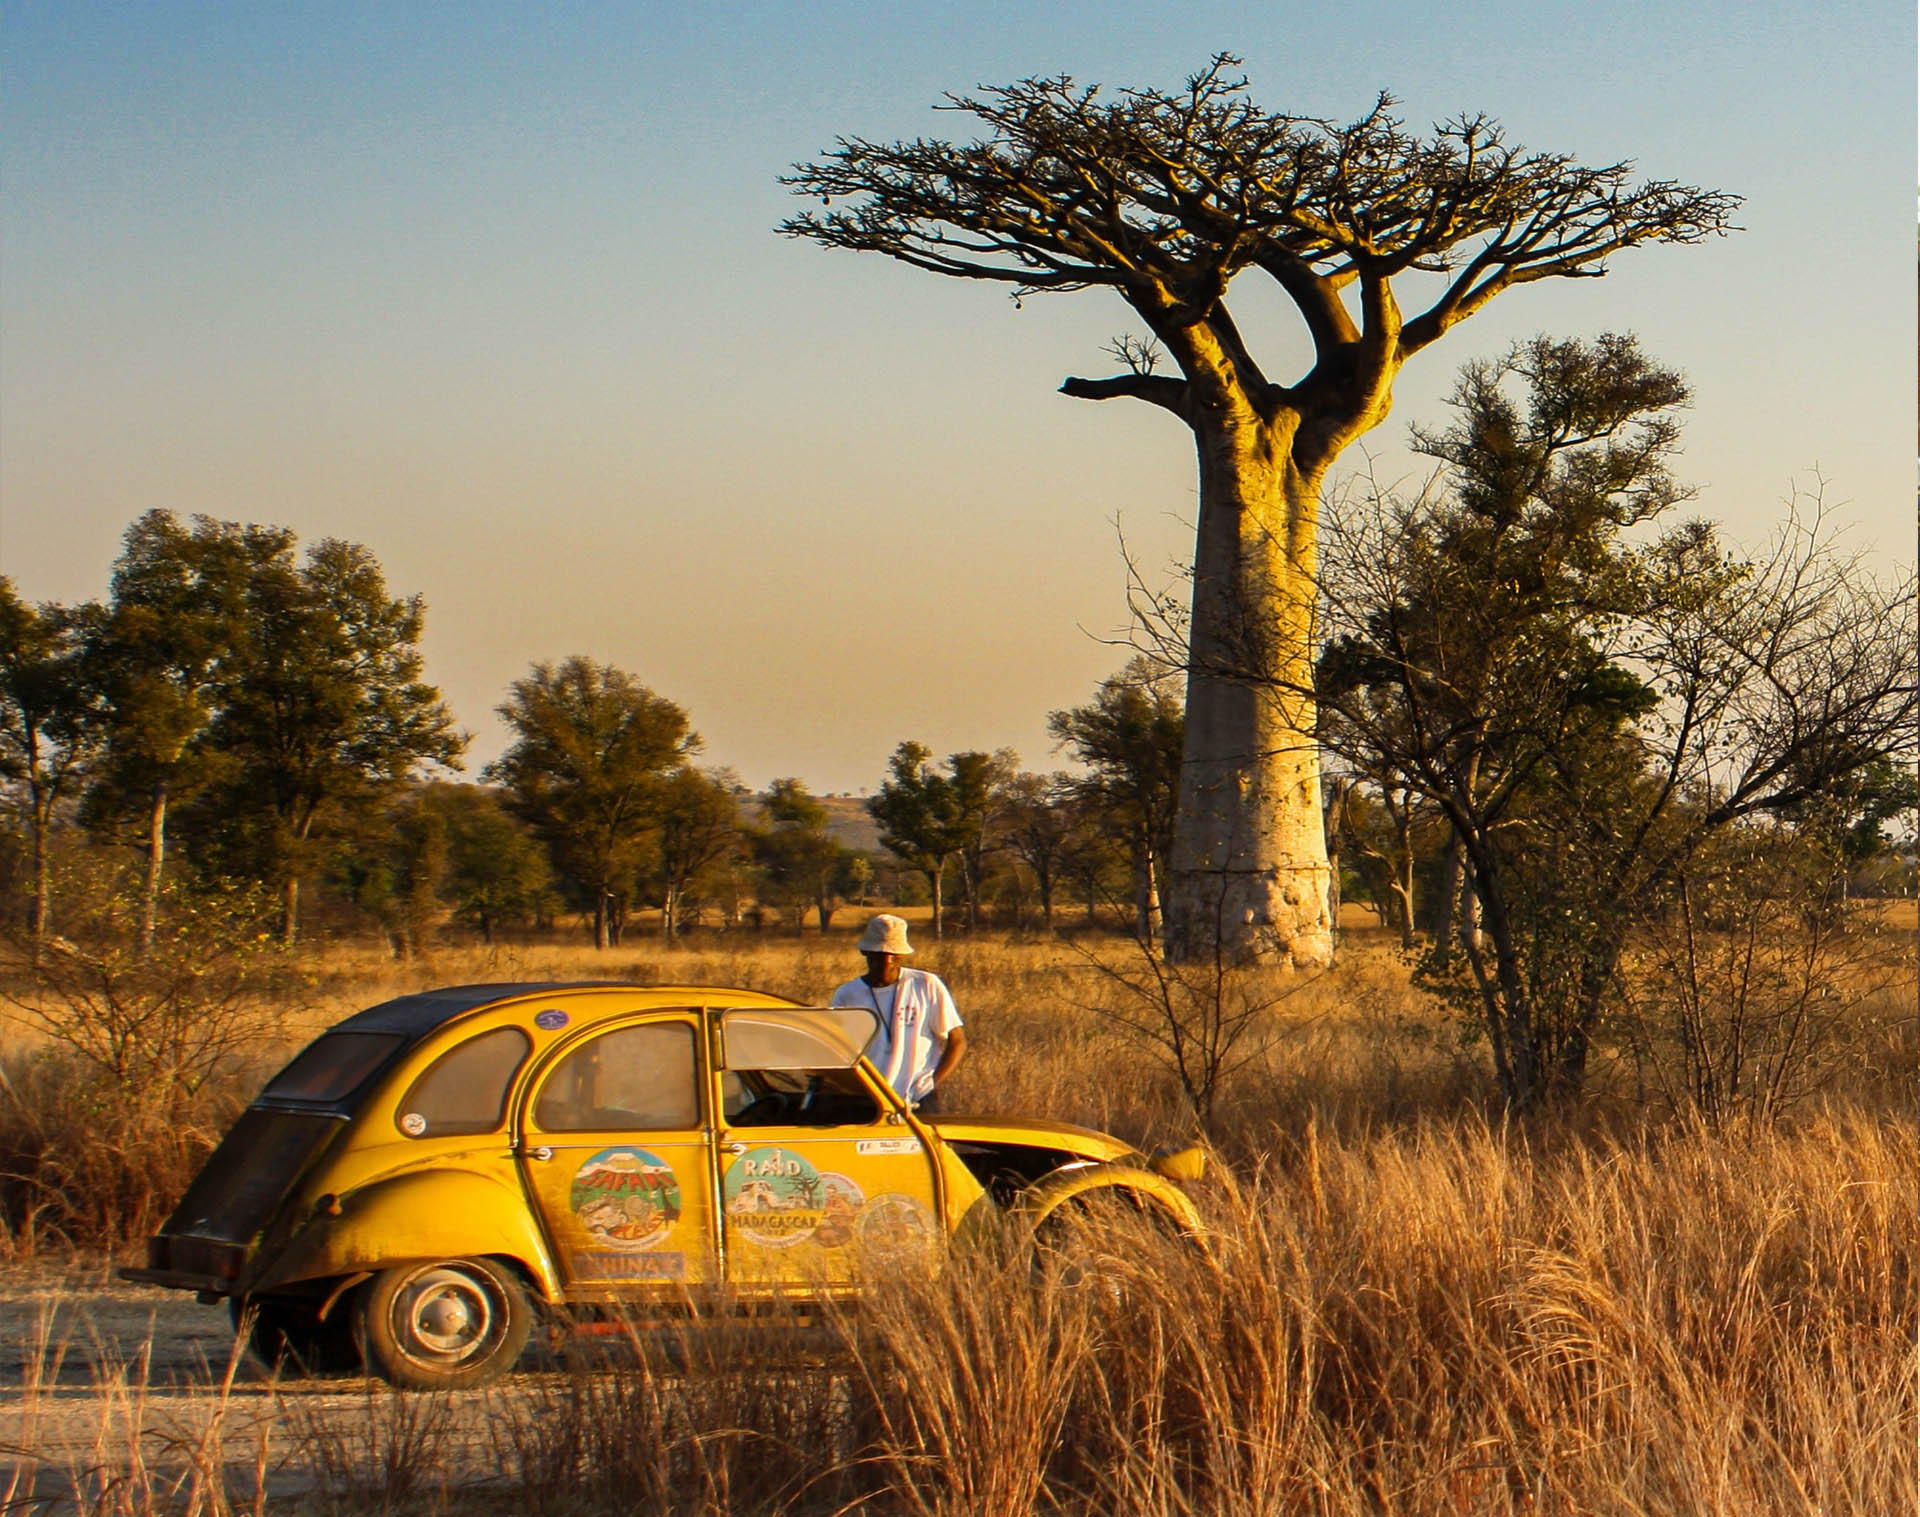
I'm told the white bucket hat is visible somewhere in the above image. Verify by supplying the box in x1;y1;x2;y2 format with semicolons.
857;914;914;956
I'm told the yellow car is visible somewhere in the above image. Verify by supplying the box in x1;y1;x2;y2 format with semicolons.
123;982;1204;1388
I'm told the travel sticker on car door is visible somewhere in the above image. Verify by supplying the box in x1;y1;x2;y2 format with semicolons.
571;1147;682;1250
723;1146;825;1247
813;1172;866;1248
857;1192;935;1257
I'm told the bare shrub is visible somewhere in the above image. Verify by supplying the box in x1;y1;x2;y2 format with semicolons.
5;876;303;1100
1621;835;1916;1123
1066;933;1324;1138
0;873;305;1255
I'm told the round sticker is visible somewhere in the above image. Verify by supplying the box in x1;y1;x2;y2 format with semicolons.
813;1172;866;1249
570;1147;682;1251
399;1112;428;1137
534;1008;570;1031
723;1146;826;1248
857;1193;936;1258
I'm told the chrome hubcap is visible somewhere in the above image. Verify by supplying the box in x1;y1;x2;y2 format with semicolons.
398;1267;495;1363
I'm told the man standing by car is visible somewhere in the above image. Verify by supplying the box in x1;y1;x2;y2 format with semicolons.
832;914;966;1113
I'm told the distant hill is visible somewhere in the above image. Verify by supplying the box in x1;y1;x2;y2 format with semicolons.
816;793;882;853
741;790;883;854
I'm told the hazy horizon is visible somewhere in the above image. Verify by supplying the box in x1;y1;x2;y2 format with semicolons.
5;2;1911;794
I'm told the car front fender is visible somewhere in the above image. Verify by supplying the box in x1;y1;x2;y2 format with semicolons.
1010;1161;1205;1239
248;1168;561;1302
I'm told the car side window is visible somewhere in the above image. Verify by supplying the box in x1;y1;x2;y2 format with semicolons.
534;1021;699;1132
397;1026;531;1138
725;1066;881;1128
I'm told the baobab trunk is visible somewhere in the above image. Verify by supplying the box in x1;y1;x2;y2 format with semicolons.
1163;416;1333;969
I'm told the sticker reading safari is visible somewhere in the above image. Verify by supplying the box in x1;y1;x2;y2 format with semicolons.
570;1147;682;1251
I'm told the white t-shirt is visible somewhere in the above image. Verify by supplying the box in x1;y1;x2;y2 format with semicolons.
831;966;962;1102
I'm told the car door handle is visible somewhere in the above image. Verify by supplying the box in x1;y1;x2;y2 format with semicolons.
721;1141;747;1155
522;1145;554;1163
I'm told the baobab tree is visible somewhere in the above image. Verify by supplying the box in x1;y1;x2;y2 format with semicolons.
783;56;1737;965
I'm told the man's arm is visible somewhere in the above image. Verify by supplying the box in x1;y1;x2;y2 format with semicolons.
930;1025;967;1089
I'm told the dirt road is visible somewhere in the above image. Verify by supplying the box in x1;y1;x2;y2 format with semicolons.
2;1264;545;1507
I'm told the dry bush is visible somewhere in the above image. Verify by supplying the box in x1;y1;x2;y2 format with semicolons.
1622;875;1917;1124
0;1049;262;1258
491;1313;881;1516
459;1115;1914;1515
7;1107;1911;1515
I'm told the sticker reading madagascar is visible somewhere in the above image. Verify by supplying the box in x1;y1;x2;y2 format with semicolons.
570;1147;682;1251
723;1146;826;1248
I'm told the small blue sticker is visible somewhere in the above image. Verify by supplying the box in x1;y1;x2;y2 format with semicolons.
535;1008;570;1031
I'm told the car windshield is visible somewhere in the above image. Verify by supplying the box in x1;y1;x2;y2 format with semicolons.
721;1007;880;1070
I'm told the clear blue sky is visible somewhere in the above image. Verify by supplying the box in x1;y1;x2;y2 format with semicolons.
4;2;1912;792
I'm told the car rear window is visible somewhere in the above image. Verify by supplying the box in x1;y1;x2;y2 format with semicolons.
262;1032;406;1103
396;1026;531;1138
165;1108;346;1242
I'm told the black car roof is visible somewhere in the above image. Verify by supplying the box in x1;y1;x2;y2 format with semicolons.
330;982;633;1038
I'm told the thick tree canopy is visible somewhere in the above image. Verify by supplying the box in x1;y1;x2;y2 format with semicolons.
1315;336;1917;1107
487;658;697;949
784;56;1737;458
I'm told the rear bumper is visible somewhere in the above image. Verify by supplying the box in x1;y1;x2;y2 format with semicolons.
124;1234;249;1297
117;1265;229;1296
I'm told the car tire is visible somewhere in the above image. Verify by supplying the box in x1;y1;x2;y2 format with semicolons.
354;1258;531;1390
1030;1194;1135;1302
230;1294;362;1377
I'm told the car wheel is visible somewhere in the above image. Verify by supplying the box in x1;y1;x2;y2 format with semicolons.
230;1294;362;1377
1031;1194;1137;1305
355;1258;531;1390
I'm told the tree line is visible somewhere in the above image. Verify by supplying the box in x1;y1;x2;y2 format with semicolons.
5;329;1912;1127
0;514;1189;956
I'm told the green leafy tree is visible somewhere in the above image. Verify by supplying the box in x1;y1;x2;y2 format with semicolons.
79;512;285;953
434;784;555;943
1317;336;1918;1109
333;786;450;959
868;743;973;939
0;580;98;952
946;750;1012;932
998;770;1080;933
785;56;1735;967
488;659;697;949
651;766;744;942
1050;660;1185;944
192;534;463;945
753;778;852;934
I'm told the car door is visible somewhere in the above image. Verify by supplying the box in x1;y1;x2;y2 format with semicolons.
715;1007;942;1290
516;1011;717;1297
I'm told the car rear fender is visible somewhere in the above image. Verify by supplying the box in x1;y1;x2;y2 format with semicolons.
248;1169;561;1302
1010;1161;1204;1238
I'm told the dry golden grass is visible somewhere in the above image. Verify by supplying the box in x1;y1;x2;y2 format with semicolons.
2;923;1913;1513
